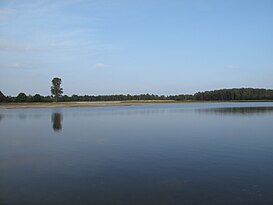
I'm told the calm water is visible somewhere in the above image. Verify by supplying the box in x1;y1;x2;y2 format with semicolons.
1;103;273;205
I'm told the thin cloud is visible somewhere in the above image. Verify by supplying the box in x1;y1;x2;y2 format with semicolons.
225;65;240;70
95;63;107;68
4;63;22;69
0;39;33;52
48;41;76;49
0;8;17;21
0;63;36;70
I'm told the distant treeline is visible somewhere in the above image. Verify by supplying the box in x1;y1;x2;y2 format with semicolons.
194;88;273;101
1;88;273;103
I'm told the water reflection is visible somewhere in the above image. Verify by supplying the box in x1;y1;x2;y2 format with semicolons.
18;113;27;120
68;108;194;118
1;104;273;205
197;106;273;116
51;113;63;132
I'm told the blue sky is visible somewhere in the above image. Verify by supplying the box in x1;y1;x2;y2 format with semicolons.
0;0;273;96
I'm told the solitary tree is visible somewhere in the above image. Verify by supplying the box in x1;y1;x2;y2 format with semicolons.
51;77;63;102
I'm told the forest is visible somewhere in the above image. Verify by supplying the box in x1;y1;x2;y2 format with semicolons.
1;88;273;103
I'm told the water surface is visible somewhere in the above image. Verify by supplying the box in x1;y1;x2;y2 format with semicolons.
1;102;273;205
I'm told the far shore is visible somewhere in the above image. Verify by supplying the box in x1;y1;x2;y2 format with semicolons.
0;100;273;109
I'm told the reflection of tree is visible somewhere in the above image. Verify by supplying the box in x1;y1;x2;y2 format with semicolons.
0;114;4;122
51;113;62;132
18;113;27;120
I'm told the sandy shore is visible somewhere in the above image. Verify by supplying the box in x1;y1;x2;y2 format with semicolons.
1;100;272;109
0;100;180;109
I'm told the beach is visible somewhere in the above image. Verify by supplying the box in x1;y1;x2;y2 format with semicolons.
0;100;178;109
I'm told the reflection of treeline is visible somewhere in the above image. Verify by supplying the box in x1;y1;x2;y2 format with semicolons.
198;106;273;115
1;88;273;103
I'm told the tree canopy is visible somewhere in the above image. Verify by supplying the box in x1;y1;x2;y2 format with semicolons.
51;77;63;102
0;91;5;102
194;88;273;101
15;92;28;102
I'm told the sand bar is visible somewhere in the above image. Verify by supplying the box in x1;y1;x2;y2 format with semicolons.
0;100;179;109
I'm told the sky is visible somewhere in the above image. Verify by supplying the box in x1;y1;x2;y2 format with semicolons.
0;0;273;96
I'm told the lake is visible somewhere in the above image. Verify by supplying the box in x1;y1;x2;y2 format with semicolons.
1;102;273;205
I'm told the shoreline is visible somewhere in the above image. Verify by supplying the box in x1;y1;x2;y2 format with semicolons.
0;100;176;109
0;100;273;109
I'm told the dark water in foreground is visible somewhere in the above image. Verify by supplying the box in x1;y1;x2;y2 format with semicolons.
1;103;273;205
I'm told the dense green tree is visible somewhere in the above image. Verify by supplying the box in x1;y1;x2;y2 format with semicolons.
33;94;43;102
194;88;273;101
15;92;28;102
0;91;5;102
51;77;63;102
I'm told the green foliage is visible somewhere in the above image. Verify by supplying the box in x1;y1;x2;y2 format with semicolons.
2;88;273;103
51;77;63;102
194;88;273;101
15;92;28;102
32;94;43;102
0;91;5;102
